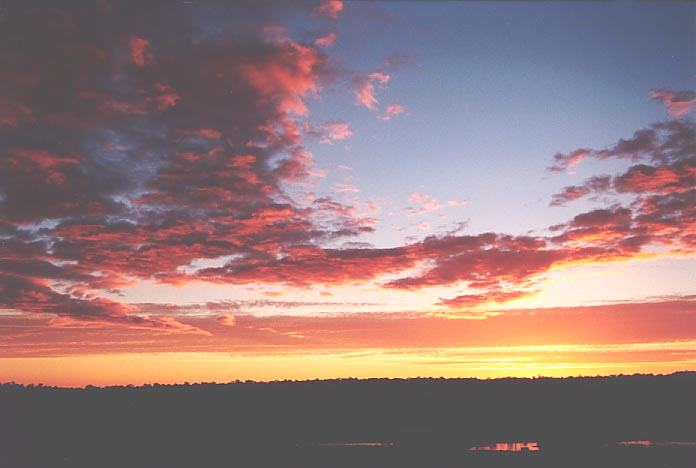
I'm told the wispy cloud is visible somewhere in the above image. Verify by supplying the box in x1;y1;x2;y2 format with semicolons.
650;88;696;116
354;72;391;110
314;32;337;48
406;192;442;216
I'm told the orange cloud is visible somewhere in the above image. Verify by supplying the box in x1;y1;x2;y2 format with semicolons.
439;289;535;309
216;315;237;327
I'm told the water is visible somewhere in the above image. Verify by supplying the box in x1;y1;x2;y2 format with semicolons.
616;440;696;448
469;441;540;452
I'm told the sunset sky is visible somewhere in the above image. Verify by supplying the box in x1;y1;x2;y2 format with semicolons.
1;0;695;386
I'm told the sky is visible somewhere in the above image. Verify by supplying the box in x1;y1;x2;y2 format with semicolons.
0;0;695;386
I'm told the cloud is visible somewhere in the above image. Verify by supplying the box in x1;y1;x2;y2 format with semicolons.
548;119;694;172
173;220;655;310
614;159;696;195
138;299;381;317
552;161;694;207
353;72;391;110
216;315;237;327
438;289;534;309
129;36;153;66
380;104;406;121
383;51;416;71
545;118;694;251
314;0;344;19
0;96;34;127
334;183;359;193
314;32;336;48
0;148;126;222
307;120;353;144
1;298;694;357
550;206;634;243
406;192;441;216
549;173;695;251
548;149;591;172
547;117;694;253
384;234;559;292
447;199;468;207
1;2;693;335
0;1;370;326
650;88;696;117
173;187;692;306
633;189;696;249
195;244;410;287
550;175;611;206
240;40;323;117
0;274;206;334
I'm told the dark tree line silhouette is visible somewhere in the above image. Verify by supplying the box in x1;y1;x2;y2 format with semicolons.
1;372;695;467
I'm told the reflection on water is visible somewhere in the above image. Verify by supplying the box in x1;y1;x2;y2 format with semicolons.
469;441;540;452
303;441;395;448
300;439;696;453
617;440;696;448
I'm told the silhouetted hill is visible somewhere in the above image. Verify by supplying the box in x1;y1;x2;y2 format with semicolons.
1;373;695;467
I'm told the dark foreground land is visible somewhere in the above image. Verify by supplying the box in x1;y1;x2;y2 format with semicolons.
1;373;695;468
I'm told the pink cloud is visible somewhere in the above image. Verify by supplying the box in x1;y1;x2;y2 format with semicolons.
304;119;353;144
380;103;406;121
548;120;693;176
184;128;223;140
314;32;336;48
406;192;442;216
548;149;591;172
650;88;696;117
447;199;468;207
354;72;391;110
4;3;695;341
317;121;353;144
439;289;533;309
335;183;360;193
614;161;695;195
93;82;180;115
0;1;383;332
314;0;344;19
240;40;322;116
550;175;611;206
